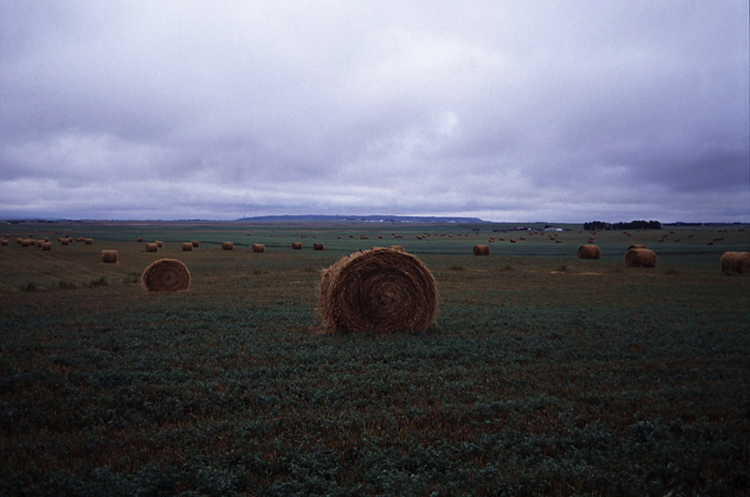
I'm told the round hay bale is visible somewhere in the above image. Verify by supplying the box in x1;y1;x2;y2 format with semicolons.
720;251;750;274
101;250;119;263
141;258;191;291
155;241;164;248
222;241;234;250
137;237;143;243
145;243;159;253
313;243;324;251
473;244;490;256
0;239;8;246
191;241;199;247
577;244;601;259
41;242;52;251
252;243;266;253
84;238;92;245
181;242;193;251
625;248;656;268
291;242;302;250
319;248;439;334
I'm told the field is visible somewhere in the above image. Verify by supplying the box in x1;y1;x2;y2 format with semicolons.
1;221;749;496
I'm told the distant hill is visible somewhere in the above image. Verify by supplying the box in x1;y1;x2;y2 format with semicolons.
236;214;489;224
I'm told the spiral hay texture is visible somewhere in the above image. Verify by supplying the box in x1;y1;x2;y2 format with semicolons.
720;251;750;274
141;258;191;291
319;248;438;334
577;244;601;259
625;248;657;268
473;244;490;256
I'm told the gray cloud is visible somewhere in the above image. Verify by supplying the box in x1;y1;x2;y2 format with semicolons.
1;1;748;222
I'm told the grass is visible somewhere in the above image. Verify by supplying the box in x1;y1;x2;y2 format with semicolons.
1;221;749;495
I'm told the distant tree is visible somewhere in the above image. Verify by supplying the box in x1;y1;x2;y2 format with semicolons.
584;220;661;231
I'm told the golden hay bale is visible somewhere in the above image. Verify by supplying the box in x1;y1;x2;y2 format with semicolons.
192;241;199;247
41;242;52;251
473;244;490;256
628;243;647;250
155;241;164;248
141;258;191;291
145;243;159;252
625;248;657;268
222;241;234;250
181;242;193;251
319;248;439;334
577;244;601;259
720;251;750;274
388;245;405;252
291;242;303;250
252;243;266;253
313;243;324;251
101;250;119;263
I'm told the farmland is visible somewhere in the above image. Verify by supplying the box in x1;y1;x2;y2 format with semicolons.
1;221;749;496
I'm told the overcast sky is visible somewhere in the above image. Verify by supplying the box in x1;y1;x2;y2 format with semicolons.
1;1;748;222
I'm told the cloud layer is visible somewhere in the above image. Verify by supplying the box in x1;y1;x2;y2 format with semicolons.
1;1;748;222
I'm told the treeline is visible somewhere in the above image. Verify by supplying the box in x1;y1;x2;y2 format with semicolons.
584;220;661;231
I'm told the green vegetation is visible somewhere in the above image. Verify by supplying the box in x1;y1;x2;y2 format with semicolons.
1;222;749;495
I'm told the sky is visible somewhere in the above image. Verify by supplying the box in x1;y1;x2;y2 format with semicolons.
1;1;748;223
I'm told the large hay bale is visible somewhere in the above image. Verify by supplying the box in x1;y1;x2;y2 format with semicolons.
141;258;191;291
313;243;324;251
101;250;119;263
625;248;657;268
182;242;193;251
319;248;439;334
291;242;302;250
720;251;750;274
252;243;266;253
145;243;159;253
577;244;601;259
473;244;490;256
222;241;234;250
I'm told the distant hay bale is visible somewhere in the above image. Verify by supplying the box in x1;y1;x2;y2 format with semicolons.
252;243;266;253
182;242;193;251
141;258;191;291
720;251;750;274
473;244;490;256
0;239;8;246
155;241;164;248
101;250;119;263
137;237;143;243
145;243;159;253
319;247;439;334
291;242;303;250
84;238;92;245
222;241;234;250
21;239;31;247
191;241;199;247
388;245;405;252
41;242;52;251
577;244;601;259
628;243;647;250
625;248;657;268
313;243;324;251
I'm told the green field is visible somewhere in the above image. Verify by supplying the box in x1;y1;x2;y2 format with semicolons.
1;221;749;496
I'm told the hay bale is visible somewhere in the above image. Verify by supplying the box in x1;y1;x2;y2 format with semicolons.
577;244;601;259
182;242;193;251
101;250;119;263
313;243;324;251
222;241;234;250
319;247;439;334
720;251;750;274
0;239;8;246
625;248;657;268
252;243;266;253
628;243;647;250
141;258;191;291
291;242;302;250
137;237;143;243
473;244;490;256
155;241;164;248
145;243;159;253
191;241;199;247
41;242;52;251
